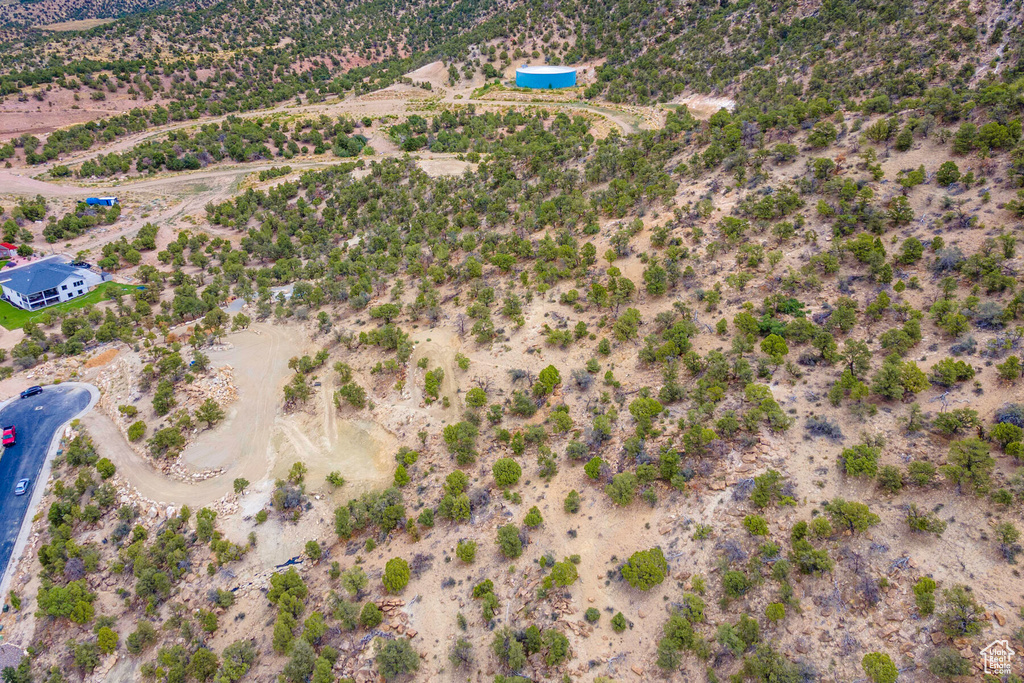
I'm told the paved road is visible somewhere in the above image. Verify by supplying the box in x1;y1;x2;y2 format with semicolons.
0;384;93;586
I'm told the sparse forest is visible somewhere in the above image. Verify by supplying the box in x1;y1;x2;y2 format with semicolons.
0;0;1023;681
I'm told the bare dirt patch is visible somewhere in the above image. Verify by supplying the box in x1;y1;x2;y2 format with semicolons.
271;377;395;495
83;347;119;369
672;93;737;117
37;17;115;31
404;60;448;90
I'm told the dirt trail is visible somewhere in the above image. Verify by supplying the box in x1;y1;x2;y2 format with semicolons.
0;171;90;197
182;324;304;476
82;324;305;506
79;410;233;506
82;322;395;506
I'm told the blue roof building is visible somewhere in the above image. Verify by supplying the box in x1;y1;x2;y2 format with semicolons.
0;258;105;311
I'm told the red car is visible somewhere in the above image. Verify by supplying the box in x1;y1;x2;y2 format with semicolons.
2;426;15;447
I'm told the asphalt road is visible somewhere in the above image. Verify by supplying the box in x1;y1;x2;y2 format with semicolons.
0;384;93;586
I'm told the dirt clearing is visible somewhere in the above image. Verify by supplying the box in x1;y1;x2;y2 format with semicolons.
85;322;395;508
271;371;395;495
83;347;120;369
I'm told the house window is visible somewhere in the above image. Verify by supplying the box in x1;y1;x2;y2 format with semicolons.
77;290;83;295
62;285;68;290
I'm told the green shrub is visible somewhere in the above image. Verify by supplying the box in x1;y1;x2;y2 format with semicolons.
456;540;477;564
620;547;667;591
465;387;487;407
877;465;903;493
96;626;118;654
722;570;750;598
127;421;146;441
611;612;627;633
839;443;881;477
908;461;936;486
824;498;880;533
496;524;522;559
382;558;410;593
125;621;157;654
750;469;787;508
765;603;785;623
937;585;983;637
605;472;638;506
992;422;1023;448
928;647;971;679
492;458;522;488
913;576;936;615
585;608;600;623
906;504;947;536
424;368;444;402
743;515;769;536
862;652;898;683
930;358;974;387
933;408;980;436
359;602;383;629
95;458;116;479
936;161;960;186
809;516;833;538
535;364;562;395
375;639;419;681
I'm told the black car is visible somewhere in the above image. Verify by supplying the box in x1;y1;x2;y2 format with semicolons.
20;386;42;398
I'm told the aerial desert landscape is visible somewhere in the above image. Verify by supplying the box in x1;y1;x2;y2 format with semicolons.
0;1;1023;682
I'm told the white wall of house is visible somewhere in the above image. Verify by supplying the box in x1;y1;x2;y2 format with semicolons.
1;268;104;311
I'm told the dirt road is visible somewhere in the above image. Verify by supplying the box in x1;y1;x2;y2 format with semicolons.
82;324;306;507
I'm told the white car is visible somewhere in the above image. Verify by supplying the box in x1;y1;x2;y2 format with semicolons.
13;479;29;496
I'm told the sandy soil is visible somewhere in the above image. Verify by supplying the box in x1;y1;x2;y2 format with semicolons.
672;93;738;116
408;327;464;421
271;369;395;495
36;18;115;31
79;324;300;506
79;322;396;509
0;87;174;139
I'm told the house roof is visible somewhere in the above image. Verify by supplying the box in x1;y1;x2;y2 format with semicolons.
0;242;16;249
0;260;83;295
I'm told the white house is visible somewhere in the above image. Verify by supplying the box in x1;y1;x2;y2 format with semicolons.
0;257;106;311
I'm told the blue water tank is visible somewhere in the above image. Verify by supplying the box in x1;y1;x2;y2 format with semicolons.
515;66;577;89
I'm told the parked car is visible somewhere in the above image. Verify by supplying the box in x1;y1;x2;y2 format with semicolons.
14;479;29;496
20;386;42;398
2;426;14;447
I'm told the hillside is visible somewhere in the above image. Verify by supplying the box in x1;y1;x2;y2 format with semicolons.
0;1;1023;683
0;0;182;35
